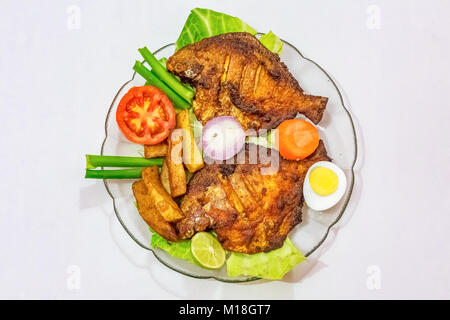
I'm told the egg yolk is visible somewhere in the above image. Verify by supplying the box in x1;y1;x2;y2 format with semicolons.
309;167;338;196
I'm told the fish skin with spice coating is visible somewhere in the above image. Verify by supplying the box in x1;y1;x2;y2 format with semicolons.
175;141;330;254
167;32;328;131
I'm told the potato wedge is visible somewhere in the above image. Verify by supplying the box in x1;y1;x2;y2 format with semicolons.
167;129;187;197
176;110;204;173
160;158;171;195
132;180;179;241
144;141;168;158
141;167;184;222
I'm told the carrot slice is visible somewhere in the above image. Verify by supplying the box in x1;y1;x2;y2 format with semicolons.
277;119;319;160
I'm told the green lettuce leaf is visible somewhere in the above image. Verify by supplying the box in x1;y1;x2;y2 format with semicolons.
158;57;167;68
259;30;283;55
226;238;306;280
176;8;257;50
188;108;203;138
246;129;277;149
151;231;199;265
176;9;283;55
151;228;305;279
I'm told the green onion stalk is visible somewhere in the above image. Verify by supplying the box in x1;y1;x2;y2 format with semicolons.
133;61;191;110
138;47;194;102
85;168;143;179
86;155;163;169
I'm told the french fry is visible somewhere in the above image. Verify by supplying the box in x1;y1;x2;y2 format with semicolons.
160;158;171;195
132;180;179;241
144;141;168;158
167;129;187;197
176;110;204;172
141;167;184;222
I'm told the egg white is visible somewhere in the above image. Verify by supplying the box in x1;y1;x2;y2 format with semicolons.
303;161;347;211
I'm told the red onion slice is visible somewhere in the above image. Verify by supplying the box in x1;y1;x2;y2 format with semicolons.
201;116;245;161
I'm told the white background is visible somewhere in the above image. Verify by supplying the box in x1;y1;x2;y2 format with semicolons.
0;0;449;299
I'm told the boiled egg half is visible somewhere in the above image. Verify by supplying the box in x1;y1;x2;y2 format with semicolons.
303;161;347;211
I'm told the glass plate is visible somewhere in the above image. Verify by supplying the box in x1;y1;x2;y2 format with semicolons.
101;37;358;282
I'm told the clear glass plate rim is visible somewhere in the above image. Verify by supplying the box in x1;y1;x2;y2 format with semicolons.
99;36;358;283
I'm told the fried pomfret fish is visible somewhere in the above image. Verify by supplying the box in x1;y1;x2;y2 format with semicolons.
176;141;330;254
167;32;328;131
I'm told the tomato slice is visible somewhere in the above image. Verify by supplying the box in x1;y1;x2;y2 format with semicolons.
116;86;176;145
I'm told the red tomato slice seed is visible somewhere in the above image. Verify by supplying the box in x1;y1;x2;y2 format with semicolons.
116;86;175;145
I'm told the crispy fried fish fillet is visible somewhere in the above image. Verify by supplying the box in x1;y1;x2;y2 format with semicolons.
167;32;328;131
176;141;330;254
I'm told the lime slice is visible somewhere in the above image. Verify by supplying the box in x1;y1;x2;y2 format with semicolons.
191;232;226;269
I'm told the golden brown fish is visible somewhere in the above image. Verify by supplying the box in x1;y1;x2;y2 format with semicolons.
176;141;330;254
167;32;328;131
